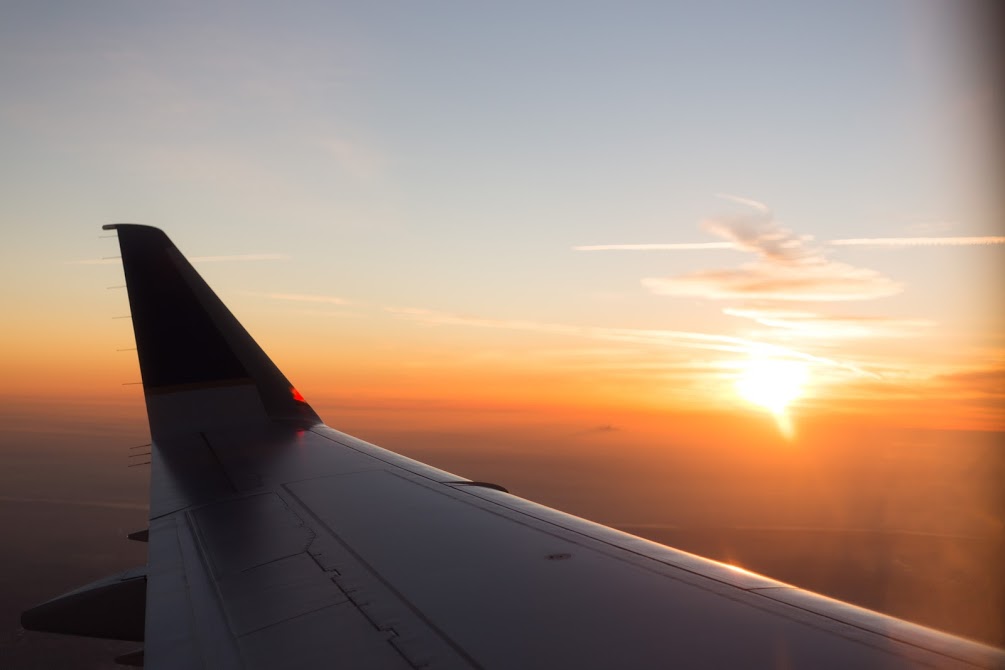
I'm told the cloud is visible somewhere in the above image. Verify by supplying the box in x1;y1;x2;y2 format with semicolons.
573;236;1005;252
643;263;903;302
936;367;1005;395
71;254;290;265
714;192;772;214
294;309;361;318
638;205;904;302
190;254;291;262
386;306;747;352
386;306;876;378
723;307;936;338
699;214;816;264
573;242;735;251
254;292;352;305
829;236;1005;248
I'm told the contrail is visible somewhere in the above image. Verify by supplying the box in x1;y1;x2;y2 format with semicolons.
573;237;1005;252
573;242;736;251
828;236;1005;247
72;253;291;265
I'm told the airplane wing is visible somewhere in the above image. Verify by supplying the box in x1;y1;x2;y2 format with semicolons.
22;225;1004;669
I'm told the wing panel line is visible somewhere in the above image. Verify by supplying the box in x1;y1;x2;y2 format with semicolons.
278;482;485;670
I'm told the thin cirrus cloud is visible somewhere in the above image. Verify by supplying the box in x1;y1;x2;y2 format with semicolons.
71;253;291;265
252;292;352;306
638;212;904;302
642;262;903;302
574;242;736;251
575;193;1005;253
713;192;772;214
293;309;361;318
385;306;876;378
936;366;1005;395
573;237;1005;252
723;307;936;339
190;254;292;262
828;236;1005;247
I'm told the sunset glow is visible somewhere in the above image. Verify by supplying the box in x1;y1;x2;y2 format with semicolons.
735;358;809;438
1;2;1003;654
735;358;808;417
0;3;999;435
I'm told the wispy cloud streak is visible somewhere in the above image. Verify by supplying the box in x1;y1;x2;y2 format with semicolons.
642;266;902;302
574;236;1005;252
189;254;291;262
723;307;935;338
386;307;876;377
254;292;352;305
829;236;1005;247
714;192;771;213
574;242;735;251
638;208;903;302
72;253;290;265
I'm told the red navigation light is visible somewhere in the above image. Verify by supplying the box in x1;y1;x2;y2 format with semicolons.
290;387;306;403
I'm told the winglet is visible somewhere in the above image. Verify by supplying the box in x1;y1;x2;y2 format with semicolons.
105;225;320;437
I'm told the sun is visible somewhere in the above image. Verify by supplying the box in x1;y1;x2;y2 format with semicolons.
735;358;809;437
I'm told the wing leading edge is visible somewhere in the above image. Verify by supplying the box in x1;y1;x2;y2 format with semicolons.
22;226;1005;669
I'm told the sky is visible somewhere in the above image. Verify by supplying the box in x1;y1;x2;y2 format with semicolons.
0;0;1001;432
0;1;1003;658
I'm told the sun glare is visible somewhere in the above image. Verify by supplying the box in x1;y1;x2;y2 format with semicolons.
735;358;808;438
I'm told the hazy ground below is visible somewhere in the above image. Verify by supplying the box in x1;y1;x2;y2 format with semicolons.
1;399;1001;668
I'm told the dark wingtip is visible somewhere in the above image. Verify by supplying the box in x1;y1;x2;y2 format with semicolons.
115;228;250;392
109;226;321;428
103;223;160;231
